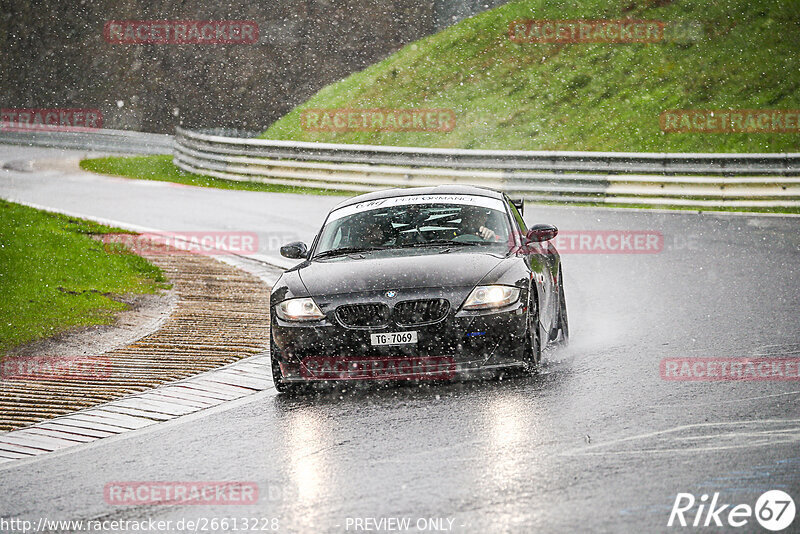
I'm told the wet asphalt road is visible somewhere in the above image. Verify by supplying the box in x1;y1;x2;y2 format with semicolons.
1;145;800;533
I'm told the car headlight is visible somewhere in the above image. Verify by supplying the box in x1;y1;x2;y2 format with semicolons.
276;297;325;321
462;285;520;310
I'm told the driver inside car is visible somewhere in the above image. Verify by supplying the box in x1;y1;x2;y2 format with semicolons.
455;206;503;241
352;216;394;248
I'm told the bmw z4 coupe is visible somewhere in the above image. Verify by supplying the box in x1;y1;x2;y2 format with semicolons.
270;185;568;392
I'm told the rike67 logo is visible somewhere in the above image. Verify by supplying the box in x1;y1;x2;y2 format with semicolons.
668;490;795;531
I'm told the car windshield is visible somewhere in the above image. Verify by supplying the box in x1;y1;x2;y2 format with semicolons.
315;198;512;256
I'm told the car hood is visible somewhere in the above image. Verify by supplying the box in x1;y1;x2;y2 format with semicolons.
298;249;505;296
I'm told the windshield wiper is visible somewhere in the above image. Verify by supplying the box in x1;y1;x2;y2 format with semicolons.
314;246;387;258
395;240;489;248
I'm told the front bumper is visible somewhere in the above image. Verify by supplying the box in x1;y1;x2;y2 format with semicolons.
272;300;528;383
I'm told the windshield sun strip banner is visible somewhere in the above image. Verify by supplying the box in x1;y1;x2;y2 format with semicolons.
327;195;506;222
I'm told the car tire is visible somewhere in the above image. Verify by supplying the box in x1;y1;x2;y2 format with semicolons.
555;270;569;345
522;293;542;374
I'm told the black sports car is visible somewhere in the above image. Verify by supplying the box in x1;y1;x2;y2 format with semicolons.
270;185;568;392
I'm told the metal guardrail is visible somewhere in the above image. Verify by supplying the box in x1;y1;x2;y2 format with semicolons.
175;128;800;175
0;128;173;154
174;128;800;208
1;127;797;208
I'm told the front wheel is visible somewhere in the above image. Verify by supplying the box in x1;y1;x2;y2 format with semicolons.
522;295;542;374
555;270;569;345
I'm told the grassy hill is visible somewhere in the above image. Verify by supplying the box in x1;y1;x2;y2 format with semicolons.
261;0;800;152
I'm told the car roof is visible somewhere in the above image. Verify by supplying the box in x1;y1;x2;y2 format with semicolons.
331;185;506;211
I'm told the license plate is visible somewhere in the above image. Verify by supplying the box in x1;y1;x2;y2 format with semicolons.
370;331;418;346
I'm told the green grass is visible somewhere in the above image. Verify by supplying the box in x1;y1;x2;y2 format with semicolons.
262;0;800;153
79;155;351;196
0;200;170;353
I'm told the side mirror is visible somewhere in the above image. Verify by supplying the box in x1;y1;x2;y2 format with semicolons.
280;241;308;259
526;224;558;243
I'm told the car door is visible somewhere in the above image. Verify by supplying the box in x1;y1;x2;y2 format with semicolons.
507;198;558;333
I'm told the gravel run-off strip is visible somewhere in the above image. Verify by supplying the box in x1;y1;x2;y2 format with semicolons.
0;242;271;435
